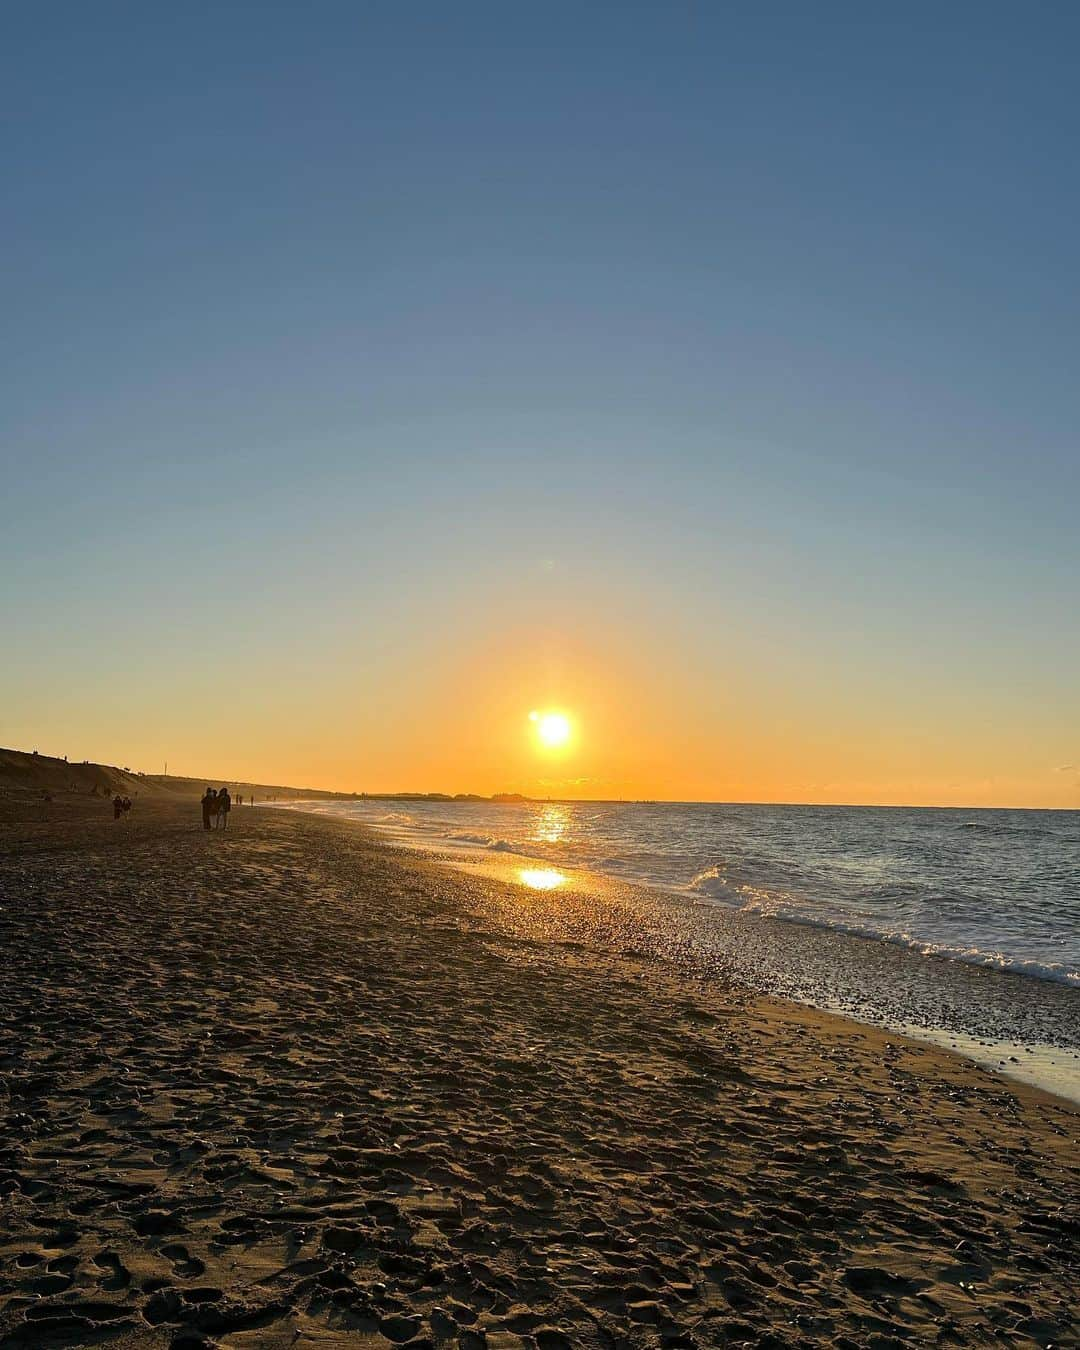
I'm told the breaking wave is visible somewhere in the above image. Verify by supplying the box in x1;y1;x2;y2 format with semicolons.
732;890;1080;987
448;832;521;854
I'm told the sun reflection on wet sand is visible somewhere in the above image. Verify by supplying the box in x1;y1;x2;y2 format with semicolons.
518;867;567;891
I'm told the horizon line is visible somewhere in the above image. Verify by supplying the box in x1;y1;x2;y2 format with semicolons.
4;746;1076;814
284;791;1079;814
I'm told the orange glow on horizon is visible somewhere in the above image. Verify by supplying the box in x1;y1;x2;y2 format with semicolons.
24;607;1080;811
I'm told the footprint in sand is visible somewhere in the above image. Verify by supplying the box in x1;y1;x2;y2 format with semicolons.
27;1272;74;1295
22;1254;79;1296
93;1250;131;1290
160;1243;206;1278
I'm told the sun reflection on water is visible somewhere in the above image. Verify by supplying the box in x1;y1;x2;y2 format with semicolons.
518;867;567;891
532;803;571;845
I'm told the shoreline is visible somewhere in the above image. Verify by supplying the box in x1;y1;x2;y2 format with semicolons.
449;848;1080;1110
2;799;1077;1347
269;800;1080;1107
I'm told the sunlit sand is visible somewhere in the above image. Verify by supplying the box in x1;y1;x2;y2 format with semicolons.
1;790;1078;1347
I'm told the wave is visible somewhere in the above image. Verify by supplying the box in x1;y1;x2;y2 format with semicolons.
734;892;1080;987
448;832;522;854
960;821;1056;839
687;864;742;906
682;863;1080;987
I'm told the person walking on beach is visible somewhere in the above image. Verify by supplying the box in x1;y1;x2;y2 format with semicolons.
113;793;124;820
217;786;231;829
201;787;215;830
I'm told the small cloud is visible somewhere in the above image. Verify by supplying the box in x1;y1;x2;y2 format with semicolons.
1056;764;1075;773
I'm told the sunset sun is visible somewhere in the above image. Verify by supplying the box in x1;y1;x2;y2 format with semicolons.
529;710;572;749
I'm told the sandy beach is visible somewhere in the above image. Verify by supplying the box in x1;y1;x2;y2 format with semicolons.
1;800;1077;1349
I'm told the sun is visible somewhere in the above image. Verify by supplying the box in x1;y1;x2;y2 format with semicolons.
529;709;572;749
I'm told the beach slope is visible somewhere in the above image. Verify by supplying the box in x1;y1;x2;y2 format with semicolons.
1;802;1076;1348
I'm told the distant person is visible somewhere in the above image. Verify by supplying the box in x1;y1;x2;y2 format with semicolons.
237;793;243;807
201;786;215;831
113;794;124;820
217;787;231;829
122;797;132;814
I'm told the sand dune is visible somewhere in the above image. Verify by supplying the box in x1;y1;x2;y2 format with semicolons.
0;745;353;810
1;800;1076;1347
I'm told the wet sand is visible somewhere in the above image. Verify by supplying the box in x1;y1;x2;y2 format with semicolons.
436;852;1080;1105
1;800;1077;1348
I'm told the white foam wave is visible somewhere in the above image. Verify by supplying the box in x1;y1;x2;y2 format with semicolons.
734;892;1080;987
687;864;742;906
447;832;522;854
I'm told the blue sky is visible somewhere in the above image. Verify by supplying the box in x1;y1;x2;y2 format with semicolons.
2;3;1077;802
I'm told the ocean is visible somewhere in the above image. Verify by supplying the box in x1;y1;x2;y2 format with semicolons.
272;797;1080;1096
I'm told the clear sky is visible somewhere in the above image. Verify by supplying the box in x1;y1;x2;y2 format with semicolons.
3;3;1078;806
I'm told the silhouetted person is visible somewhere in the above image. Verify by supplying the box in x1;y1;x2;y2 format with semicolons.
201;787;215;830
218;787;231;829
113;794;123;820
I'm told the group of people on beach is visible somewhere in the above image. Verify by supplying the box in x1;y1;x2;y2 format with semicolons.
201;787;231;830
112;794;132;820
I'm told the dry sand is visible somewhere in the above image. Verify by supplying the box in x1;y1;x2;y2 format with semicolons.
1;800;1077;1348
